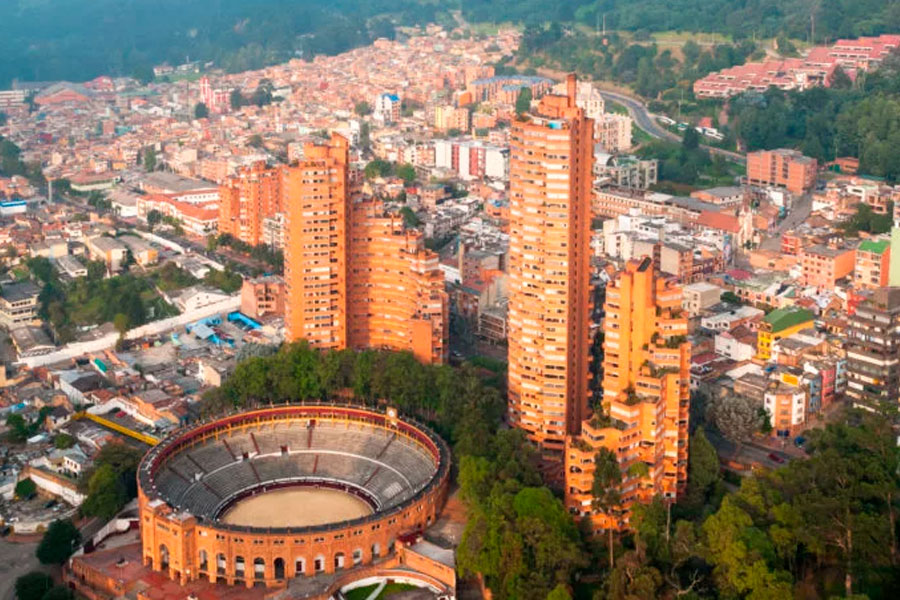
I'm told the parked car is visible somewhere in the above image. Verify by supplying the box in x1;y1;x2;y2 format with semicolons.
767;452;785;464
793;436;806;447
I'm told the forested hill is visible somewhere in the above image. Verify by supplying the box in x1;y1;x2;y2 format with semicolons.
0;0;438;87
462;0;900;40
3;0;900;88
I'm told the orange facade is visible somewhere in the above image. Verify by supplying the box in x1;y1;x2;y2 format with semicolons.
507;75;594;461
800;244;856;289
219;161;282;246
136;406;450;589
284;135;447;364
746;149;817;195
565;258;691;532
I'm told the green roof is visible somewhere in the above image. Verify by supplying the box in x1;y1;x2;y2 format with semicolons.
764;306;815;332
859;239;890;255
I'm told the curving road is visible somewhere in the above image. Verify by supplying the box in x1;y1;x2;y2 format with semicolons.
597;88;746;164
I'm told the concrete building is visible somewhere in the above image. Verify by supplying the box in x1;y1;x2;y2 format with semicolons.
85;235;128;272
594;154;658;190
54;255;88;278
845;287;900;410
596;113;633;153
565;258;691;532
284;135;448;364
746;149;817;195
854;239;890;290
0;281;41;327
507;75;594;462
682;282;722;317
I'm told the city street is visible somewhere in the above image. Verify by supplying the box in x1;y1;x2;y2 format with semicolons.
596;87;747;164
759;193;813;251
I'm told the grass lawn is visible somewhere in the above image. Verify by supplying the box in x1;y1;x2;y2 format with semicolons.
606;99;630;115
379;583;419;598
344;584;379;600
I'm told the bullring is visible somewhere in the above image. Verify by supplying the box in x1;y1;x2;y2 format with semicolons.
137;404;450;588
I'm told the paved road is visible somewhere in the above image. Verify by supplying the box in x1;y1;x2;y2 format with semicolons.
706;429;797;470
596;88;747;164
759;193;813;251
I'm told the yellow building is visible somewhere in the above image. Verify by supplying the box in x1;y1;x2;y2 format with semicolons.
756;306;816;360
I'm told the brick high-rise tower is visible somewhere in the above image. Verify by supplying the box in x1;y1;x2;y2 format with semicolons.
507;74;595;461
219;161;283;246
565;257;691;532
283;134;351;350
283;134;447;363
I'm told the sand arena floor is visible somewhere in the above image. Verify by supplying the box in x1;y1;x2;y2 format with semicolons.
219;488;373;527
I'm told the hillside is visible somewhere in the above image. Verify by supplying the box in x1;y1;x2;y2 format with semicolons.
3;0;900;88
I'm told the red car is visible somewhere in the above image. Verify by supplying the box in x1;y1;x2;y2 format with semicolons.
767;452;785;464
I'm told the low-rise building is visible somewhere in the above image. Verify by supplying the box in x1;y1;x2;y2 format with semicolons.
854;238;890;290
682;281;722;317
86;235;128;271
757;306;816;360
0;281;41;327
240;275;285;319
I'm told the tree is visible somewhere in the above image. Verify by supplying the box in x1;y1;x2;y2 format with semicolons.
81;464;127;520
682;126;700;151
6;412;29;443
354;101;372;116
36;519;80;565
515;87;533;114
146;209;162;231
248;134;264;148
0;112;7;126
706;395;762;454
53;433;75;449
229;88;244;110
193;102;209;119
143;146;157;172
831;65;853;90
113;313;129;337
592;448;623;570
14;572;53;600
400;206;421;228
720;291;742;305
41;587;74;600
682;426;722;515
395;163;416;184
15;477;37;499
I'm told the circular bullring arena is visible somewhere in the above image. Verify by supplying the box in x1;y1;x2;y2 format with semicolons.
137;404;450;589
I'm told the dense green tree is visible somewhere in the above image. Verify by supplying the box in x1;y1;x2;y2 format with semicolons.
592;448;623;570
143;147;157;172
395;163;416;184
41;587;74;600
707;395;762;454
15;477;37;499
14;572;53;600
229;88;244;109
81;464;127;520
193;102;209;119
681;427;723;515
354;101;372;116
53;433;75;449
36;519;80;565
515;87;533;115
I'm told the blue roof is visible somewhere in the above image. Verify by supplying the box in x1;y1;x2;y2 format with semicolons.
0;199;26;207
381;93;400;102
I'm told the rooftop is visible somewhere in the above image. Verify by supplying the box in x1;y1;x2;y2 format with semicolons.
763;306;816;332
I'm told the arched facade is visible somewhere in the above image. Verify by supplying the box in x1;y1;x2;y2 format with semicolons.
138;405;450;588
